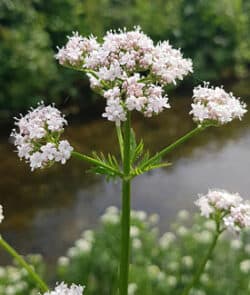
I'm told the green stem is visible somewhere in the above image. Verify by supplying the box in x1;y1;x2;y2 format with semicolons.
119;113;131;295
72;151;123;177
141;125;208;170
181;228;221;295
116;126;124;162
0;236;49;292
63;64;109;89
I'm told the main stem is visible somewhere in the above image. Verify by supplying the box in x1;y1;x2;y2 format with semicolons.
0;237;49;292
181;229;220;295
119;113;131;295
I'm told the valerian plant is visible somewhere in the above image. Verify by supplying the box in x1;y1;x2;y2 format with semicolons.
0;27;248;295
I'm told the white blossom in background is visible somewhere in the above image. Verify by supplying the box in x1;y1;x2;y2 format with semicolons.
128;283;137;295
159;232;176;249
240;260;250;274
56;27;193;125
195;189;250;233
11;103;73;171
182;256;194;268
43;283;84;295
0;205;4;224
190;82;247;125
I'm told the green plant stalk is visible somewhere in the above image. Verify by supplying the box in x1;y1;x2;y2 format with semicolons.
116;126;124;162
141;125;209;170
0;236;49;292
72;151;123;177
181;227;221;295
119;113;131;295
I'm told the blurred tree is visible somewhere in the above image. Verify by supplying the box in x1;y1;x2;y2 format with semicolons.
0;0;249;114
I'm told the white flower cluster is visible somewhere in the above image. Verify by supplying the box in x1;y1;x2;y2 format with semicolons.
55;32;99;66
0;255;45;295
43;283;84;295
0;204;3;224
190;82;247;125
195;189;250;233
11;103;73;171
56;27;192;125
66;229;94;259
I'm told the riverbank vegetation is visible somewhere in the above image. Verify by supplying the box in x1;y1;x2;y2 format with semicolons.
1;209;250;295
1;0;250;114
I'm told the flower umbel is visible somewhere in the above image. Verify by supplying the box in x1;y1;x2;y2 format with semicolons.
43;282;84;295
11;102;73;171
195;189;250;233
190;82;247;125
56;27;192;125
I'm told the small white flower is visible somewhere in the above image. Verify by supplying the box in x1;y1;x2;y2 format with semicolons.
147;265;161;278
0;205;4;224
148;213;159;225
182;256;193;268
166;275;177;287
130;226;140;238
101;212;120;225
176;226;188;237
67;247;79;258
43;282;85;295
82;230;94;242
131;210;147;221
195;196;214;218
132;238;142;249
75;239;92;253
177;210;190;221
102;98;127;126
58;256;70;267
159;232;176;249
200;273;210;285
240;260;250;274
230;239;242;250
128;283;137;295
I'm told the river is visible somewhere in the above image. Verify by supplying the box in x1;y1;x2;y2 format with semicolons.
0;80;249;265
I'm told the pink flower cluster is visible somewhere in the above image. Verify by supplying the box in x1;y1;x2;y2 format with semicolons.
55;32;99;66
11;103;73;171
190;82;247;125
56;27;192;125
195;189;250;233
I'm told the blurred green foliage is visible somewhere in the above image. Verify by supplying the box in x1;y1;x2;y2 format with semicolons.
0;0;249;112
2;208;250;294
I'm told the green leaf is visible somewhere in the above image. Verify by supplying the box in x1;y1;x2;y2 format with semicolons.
130;161;172;178
89;151;122;180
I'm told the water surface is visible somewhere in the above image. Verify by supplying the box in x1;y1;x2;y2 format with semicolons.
0;81;249;265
